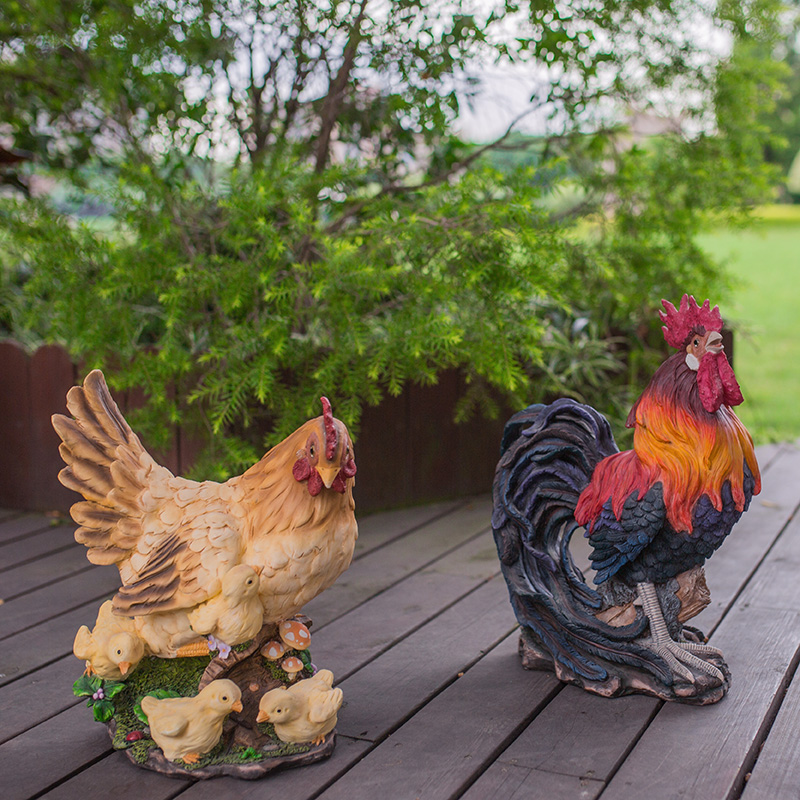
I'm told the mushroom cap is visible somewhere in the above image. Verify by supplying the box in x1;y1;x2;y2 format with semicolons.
279;620;311;650
260;640;286;661
281;656;304;674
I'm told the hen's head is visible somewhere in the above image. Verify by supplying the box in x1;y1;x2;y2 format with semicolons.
292;397;357;495
659;294;743;414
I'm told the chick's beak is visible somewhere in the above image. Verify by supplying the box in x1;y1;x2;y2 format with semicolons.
317;465;340;489
118;662;131;676
256;710;269;723
232;700;243;713
704;330;723;354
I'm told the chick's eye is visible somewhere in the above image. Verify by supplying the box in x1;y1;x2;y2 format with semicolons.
222;695;228;702
116;649;122;656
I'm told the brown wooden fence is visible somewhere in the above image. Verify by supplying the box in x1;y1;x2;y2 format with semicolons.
0;340;506;514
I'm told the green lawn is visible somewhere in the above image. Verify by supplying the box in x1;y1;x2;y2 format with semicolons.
698;206;800;444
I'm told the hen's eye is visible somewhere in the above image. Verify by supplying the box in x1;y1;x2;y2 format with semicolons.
309;445;315;457
693;338;699;347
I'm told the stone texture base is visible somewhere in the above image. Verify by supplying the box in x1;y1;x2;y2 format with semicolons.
518;627;730;706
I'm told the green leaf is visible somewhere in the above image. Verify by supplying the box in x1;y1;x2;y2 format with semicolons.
73;674;101;697
134;689;182;724
92;700;115;723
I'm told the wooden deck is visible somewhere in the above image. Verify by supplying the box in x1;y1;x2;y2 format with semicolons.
3;439;800;800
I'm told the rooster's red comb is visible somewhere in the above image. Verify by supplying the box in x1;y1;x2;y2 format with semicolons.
321;397;337;460
659;294;723;349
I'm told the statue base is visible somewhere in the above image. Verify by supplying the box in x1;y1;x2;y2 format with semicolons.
75;618;339;779
518;626;730;705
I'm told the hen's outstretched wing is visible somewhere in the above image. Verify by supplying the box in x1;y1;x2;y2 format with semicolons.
52;370;242;615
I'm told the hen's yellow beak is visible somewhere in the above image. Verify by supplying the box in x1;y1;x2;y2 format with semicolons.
317;466;339;489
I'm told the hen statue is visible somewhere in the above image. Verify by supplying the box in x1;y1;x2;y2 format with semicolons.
492;295;760;704
54;370;358;778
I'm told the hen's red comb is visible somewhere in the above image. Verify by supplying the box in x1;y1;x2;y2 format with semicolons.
659;294;723;348
321;397;337;460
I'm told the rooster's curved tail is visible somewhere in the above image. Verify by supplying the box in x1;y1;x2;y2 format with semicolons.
492;398;671;685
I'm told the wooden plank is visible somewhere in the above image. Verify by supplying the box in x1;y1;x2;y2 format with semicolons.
0;702;111;800
0;514;53;544
36;751;191;800
691;444;800;633
461;762;604;800
495;685;659;782
0;526;77;571
732;505;800;614
353;499;463;560
334;575;517;742
0;656;83;745
740;665;800;799
0;509;21;522
305;497;493;628
315;635;561;800
753;441;786;473
600;606;800;800
311;531;500;681
0;545;89;601
0;564;120;640
0;597;115;686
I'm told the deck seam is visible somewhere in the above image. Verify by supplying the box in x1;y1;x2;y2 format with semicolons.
314;524;493;634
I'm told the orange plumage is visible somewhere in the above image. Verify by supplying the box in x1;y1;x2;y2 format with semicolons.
576;355;760;535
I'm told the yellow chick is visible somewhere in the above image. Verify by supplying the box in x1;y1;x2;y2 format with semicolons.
73;600;145;680
188;565;263;657
141;679;243;763
256;669;343;745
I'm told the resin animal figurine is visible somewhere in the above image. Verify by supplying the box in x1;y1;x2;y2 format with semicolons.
141;679;243;763
492;295;760;704
73;600;145;680
257;669;343;745
51;370;358;636
187;564;263;655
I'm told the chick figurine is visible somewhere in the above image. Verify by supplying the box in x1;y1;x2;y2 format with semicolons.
256;669;343;745
188;564;263;657
73;600;145;680
141;679;243;764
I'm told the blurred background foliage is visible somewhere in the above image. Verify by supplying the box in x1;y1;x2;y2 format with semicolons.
0;0;796;475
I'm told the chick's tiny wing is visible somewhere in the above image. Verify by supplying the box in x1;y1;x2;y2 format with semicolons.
307;686;344;724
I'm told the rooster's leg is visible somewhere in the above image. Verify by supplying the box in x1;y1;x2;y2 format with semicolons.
637;582;724;683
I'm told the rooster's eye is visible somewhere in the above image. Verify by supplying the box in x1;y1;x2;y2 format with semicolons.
693;338;699;347
309;445;315;457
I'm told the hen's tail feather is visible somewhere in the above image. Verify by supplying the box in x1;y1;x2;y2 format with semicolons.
493;398;673;685
52;369;163;567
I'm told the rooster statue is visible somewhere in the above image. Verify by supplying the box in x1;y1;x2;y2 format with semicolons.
492;295;760;703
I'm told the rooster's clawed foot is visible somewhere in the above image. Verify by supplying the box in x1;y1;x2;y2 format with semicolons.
637;582;724;684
